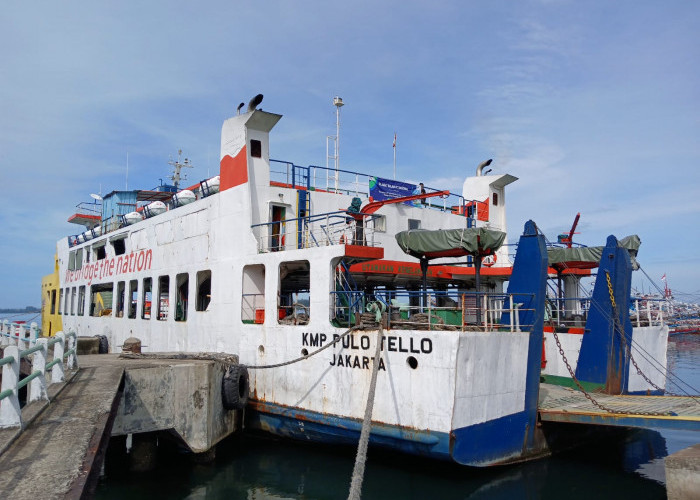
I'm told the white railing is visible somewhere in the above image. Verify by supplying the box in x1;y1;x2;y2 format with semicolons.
0;320;39;350
251;212;380;253
631;298;668;327
0;331;78;429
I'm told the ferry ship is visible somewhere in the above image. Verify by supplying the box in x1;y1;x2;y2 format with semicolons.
41;95;668;465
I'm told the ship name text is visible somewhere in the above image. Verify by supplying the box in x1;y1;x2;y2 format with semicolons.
301;332;433;371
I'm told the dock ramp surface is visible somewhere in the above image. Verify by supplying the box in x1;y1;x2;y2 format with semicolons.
539;383;700;431
0;364;124;499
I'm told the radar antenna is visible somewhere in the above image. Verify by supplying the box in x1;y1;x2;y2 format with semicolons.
168;149;194;189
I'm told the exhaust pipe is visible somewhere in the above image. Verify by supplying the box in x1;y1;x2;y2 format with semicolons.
476;159;492;176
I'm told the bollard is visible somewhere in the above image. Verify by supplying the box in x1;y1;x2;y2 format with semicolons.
52;332;66;383
29;338;49;403
0;346;21;428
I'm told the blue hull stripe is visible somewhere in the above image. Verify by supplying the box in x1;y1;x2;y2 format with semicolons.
247;401;545;466
247;401;451;460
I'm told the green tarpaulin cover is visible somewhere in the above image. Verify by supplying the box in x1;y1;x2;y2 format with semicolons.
547;235;641;270
395;227;506;259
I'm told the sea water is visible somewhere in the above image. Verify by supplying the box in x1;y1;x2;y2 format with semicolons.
86;334;698;499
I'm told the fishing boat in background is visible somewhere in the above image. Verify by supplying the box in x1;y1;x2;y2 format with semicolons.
40;95;675;466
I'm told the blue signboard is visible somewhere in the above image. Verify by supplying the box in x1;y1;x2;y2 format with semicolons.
368;176;421;207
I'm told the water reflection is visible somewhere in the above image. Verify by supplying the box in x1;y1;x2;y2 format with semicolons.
97;431;667;500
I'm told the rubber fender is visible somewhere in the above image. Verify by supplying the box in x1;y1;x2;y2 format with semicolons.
222;364;250;411
98;335;109;354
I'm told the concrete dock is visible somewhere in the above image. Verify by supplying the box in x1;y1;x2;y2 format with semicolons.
666;443;700;500
0;353;242;499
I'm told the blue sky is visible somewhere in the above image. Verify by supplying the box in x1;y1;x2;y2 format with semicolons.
1;0;699;307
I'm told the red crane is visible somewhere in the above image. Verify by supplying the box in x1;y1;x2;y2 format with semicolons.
558;212;581;248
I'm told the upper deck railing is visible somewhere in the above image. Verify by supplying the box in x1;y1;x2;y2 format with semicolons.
270;160;475;217
251;211;383;253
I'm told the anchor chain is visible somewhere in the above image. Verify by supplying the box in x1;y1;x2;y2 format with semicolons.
548;273;672;416
551;330;621;414
604;272;672;396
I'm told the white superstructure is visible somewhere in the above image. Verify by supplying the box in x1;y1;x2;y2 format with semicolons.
53;97;551;466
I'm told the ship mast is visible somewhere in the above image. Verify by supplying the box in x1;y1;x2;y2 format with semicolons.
326;96;344;192
168;149;194;189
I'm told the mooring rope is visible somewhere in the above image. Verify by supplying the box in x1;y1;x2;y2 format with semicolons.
347;323;384;500
245;325;364;370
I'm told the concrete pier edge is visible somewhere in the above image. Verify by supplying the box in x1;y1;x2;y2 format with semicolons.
665;443;700;500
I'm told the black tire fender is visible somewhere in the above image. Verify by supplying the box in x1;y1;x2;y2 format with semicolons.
98;335;109;354
222;364;249;411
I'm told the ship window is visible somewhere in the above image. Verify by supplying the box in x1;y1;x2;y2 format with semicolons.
75;249;83;270
113;238;126;256
95;246;106;260
128;280;138;319
196;270;211;311
175;273;188;322
65;288;71;315
250;139;262;158
408;219;421;230
278;260;310;325
77;286;86;316
68;251;76;271
370;215;386;233
70;287;76;315
142;278;152;319
242;265;265;324
116;281;125;318
90;283;113;317
58;289;62;315
157;276;169;320
493;192;498;206
50;290;56;315
86;248;91;263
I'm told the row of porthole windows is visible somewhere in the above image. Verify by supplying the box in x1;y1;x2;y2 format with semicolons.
58;270;211;322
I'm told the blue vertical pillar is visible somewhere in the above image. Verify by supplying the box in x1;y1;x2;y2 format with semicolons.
576;235;633;394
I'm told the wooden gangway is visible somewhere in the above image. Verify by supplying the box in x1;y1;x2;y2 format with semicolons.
539;383;700;431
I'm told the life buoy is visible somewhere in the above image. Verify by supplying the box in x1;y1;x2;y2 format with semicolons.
483;253;497;267
222;364;250;411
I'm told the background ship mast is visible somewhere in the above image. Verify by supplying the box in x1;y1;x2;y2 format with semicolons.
168;149;193;189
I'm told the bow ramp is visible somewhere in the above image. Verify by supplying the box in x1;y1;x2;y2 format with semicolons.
539;383;700;431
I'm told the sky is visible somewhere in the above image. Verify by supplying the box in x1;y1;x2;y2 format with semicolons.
1;0;699;307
